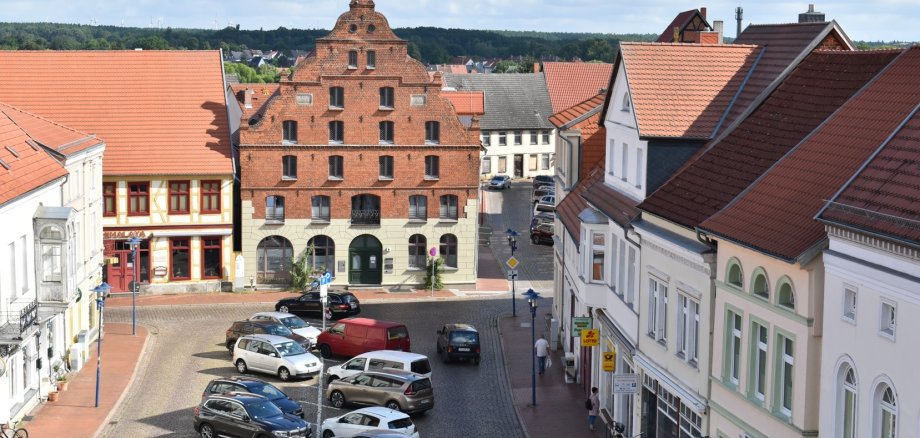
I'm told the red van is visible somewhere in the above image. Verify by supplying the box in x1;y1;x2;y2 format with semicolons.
316;317;410;358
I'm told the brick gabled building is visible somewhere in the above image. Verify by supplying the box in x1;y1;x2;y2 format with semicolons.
239;0;481;288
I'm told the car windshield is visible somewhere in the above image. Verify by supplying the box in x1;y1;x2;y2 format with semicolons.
450;331;479;343
280;316;309;329
246;400;284;420
249;382;286;401
265;325;293;336
276;341;307;357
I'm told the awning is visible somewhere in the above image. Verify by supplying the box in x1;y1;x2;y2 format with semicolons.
594;309;636;355
634;353;707;413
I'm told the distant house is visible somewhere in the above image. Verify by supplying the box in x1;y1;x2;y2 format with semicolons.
249;56;266;69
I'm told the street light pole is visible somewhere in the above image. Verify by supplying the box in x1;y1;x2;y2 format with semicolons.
92;283;110;408
127;236;141;336
506;230;518;317
523;288;541;407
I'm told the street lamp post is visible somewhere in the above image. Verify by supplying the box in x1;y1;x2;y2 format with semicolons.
506;229;518;317
92;282;111;408
127;236;141;336
523;288;541;407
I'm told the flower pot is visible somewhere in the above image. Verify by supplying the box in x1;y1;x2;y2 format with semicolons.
47;392;59;402
57;381;69;391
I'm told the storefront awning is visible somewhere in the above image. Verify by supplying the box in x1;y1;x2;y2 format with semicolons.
634;353;707;413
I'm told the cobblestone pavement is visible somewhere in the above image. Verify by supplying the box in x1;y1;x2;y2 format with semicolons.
102;299;526;438
482;181;555;294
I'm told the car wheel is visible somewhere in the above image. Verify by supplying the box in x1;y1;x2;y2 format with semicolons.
199;423;215;438
278;305;290;313
235;359;248;374
326;374;339;385
531;235;540;245
323;431;335;438
385;400;401;411
330;390;346;408
319;344;332;358
474;357;481;365
278;367;291;381
226;340;235;352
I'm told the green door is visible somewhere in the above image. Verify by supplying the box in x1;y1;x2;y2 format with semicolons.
348;235;383;285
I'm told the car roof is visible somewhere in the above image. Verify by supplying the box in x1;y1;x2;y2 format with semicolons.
235;319;282;327
211;376;270;386
204;392;267;403
350;406;409;420
353;350;428;362
445;323;478;332
242;334;293;344
250;311;297;319
337;317;404;328
359;368;423;380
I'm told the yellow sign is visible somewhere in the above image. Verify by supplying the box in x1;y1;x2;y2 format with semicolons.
602;350;616;372
506;256;520;269
581;329;600;347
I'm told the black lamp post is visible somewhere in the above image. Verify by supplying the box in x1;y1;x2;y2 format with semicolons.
506;229;519;317
523;288;541;406
127;236;141;336
92;282;111;408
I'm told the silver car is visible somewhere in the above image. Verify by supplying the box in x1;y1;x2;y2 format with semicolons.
233;334;322;381
249;311;322;347
326;369;434;414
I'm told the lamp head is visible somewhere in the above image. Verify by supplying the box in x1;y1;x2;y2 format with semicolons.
127;236;142;247
522;288;540;305
93;282;112;299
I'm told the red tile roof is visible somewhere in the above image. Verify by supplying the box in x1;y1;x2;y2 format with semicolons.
542;62;613;113
701;47;920;261
720;22;854;132
441;91;485;115
818;103;920;245
619;43;762;139
582;178;640;229
656;10;705;43
550;93;607;182
0;104;68;205
230;83;280;119
640;50;901;228
557;164;605;242
0;50;233;176
549;93;605;128
0;102;105;157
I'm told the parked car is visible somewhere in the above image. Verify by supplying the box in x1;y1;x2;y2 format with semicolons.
194;392;312;438
532;175;554;188
532;187;554;203
488;175;511;190
536;195;555;206
436;324;481;365
233;334;322;381
250;312;322;346
226;320;312;353
327;351;432;382
275;291;361;319
353;432;416;438
533;202;556;217
530;222;554;245
320;407;419;438
530;211;554;230
316;318;410;359
202;376;304;418
325;369;434;414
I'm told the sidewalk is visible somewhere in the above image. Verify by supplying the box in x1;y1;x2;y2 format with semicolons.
105;287;470;308
21;323;148;438
500;309;596;438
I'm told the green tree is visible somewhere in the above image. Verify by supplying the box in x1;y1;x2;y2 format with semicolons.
423;257;445;290
582;38;615;62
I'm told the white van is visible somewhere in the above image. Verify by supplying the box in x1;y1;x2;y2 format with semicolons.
326;350;432;381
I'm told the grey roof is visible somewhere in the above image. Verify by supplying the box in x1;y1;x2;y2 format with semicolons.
443;73;554;130
33;206;74;221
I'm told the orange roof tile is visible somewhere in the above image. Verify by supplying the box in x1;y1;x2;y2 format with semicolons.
0;102;104;156
0;50;233;176
620;43;763;139
441;91;485;115
0;104;68;205
549;93;606;128
542;62;613;113
230;83;280;119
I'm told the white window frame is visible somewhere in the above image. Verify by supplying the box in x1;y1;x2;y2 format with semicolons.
677;294;699;366
636;147;644;190
843;286;857;323
607;138;616;176
753;323;768;401
838;366;857;438
626;246;636;304
589;232;605;283
877;385;897;438
879;300;896;340
778;336;794;417
620;143;629;182
648;277;668;345
729;311;742;385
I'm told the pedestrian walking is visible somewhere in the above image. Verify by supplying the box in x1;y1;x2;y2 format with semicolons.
534;334;549;374
588;387;599;431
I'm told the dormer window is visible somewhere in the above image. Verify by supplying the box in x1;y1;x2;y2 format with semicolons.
348;50;358;69
622;93;631;111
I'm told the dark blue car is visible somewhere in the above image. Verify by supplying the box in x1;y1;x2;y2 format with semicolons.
202;376;303;418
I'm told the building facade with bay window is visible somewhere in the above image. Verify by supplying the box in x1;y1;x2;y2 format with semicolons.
237;0;480;289
0;50;237;294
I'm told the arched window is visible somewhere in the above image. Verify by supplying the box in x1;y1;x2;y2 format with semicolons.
876;384;897;438
727;259;743;288
837;364;857;438
622;93;631;111
778;281;796;310
440;234;458;268
752;270;769;299
307;235;335;274
408;234;427;269
256;236;293;284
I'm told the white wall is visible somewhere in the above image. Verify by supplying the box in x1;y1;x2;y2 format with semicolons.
480;129;556;178
603;66;647;201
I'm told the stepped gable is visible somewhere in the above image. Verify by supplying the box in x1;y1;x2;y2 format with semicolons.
640;49;901;228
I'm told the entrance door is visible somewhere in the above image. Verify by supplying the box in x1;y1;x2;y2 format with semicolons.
348;235;383;285
514;154;524;178
104;239;150;292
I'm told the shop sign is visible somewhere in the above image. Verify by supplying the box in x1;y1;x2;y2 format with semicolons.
602;350;616;372
613;374;639;394
103;230;148;239
573;316;593;336
580;329;599;347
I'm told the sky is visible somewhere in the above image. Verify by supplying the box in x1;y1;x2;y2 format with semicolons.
2;0;917;42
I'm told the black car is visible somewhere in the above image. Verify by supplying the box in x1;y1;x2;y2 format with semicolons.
530;222;554;245
202;376;303;418
532;175;554;188
225;321;311;353
275;291;361;319
194;392;312;438
530;211;554;231
436;323;481;365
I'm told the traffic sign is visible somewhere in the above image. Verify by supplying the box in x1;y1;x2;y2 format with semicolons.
507;269;518;281
506;256;520;269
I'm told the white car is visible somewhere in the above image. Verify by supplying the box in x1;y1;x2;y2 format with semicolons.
321;407;419;438
250;311;322;346
536;195;555;206
326;350;432;382
233;334;322;381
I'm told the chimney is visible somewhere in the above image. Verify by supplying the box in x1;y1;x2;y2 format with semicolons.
735;6;744;39
244;88;254;109
713;20;724;43
798;3;825;23
533;62;542;73
673;26;680;43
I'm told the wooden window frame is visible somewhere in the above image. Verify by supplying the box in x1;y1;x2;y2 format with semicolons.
169;237;191;281
103;182;117;217
128;182;150;216
200;180;222;214
169;180;191;214
201;237;222;280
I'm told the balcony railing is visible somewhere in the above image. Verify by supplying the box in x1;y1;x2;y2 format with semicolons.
351;209;381;225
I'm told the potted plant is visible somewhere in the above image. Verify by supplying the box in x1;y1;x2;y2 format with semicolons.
56;373;69;391
47;391;59;402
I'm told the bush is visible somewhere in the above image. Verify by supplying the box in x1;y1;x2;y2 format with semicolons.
423;257;445;290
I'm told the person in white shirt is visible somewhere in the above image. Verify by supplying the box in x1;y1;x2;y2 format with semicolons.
534;335;549;374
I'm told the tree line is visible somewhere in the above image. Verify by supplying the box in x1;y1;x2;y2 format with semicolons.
0;22;657;64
